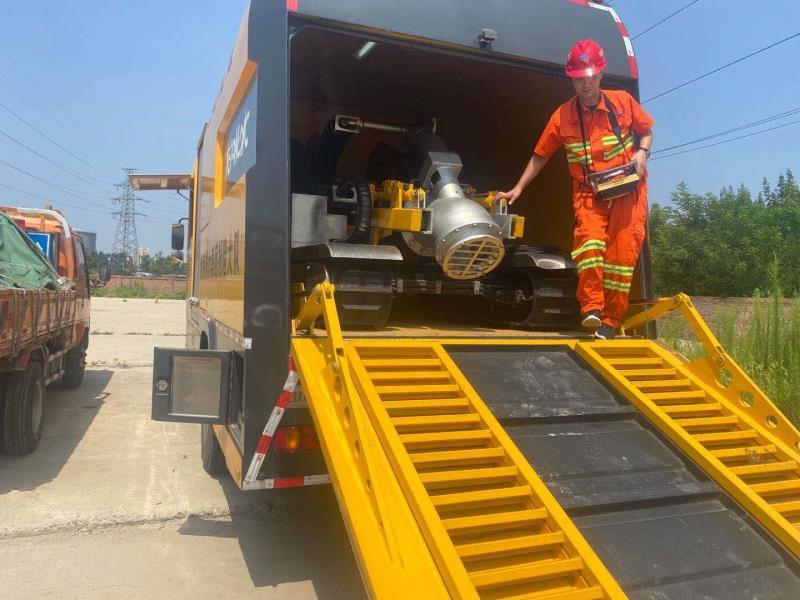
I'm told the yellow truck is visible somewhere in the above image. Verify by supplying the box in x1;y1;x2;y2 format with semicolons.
138;2;800;597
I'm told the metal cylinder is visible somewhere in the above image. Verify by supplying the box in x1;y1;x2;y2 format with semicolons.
402;130;505;279
404;182;504;280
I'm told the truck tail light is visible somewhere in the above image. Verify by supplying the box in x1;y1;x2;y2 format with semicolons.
273;426;319;453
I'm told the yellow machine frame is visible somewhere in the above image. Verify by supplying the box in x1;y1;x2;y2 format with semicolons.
367;179;525;245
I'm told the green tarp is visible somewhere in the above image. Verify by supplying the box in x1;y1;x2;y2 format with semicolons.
0;212;61;289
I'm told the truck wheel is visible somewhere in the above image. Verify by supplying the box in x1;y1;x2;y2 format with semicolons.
60;336;87;389
3;361;46;455
201;423;225;476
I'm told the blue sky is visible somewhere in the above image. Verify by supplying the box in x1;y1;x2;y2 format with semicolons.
1;1;799;252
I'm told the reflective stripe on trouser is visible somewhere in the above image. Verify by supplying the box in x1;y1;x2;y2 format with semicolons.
572;181;648;327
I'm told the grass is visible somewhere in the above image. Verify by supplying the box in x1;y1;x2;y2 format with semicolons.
92;285;184;300
661;285;800;424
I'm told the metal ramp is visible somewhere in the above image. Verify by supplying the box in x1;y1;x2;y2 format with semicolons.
291;285;800;598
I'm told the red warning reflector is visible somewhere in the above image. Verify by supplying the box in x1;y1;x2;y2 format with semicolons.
274;426;320;453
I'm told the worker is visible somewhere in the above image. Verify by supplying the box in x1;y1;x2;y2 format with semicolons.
496;39;654;340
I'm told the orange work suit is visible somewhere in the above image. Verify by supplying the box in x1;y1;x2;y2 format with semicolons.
534;89;654;327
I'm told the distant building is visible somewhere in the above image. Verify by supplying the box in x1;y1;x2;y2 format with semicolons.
75;230;97;254
135;246;151;268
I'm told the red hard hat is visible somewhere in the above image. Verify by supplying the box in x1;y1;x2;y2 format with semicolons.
566;39;607;78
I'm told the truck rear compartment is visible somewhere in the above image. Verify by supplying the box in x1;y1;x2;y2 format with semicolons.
289;27;645;331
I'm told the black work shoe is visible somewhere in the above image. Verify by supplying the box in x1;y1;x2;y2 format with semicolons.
594;324;616;340
581;309;602;330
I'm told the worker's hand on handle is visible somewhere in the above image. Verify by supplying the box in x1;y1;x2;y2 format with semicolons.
494;186;523;206
633;149;648;176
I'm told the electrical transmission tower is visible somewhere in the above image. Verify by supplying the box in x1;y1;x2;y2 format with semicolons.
112;168;141;274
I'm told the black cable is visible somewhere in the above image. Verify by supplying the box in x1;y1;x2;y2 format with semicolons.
0;159;114;210
0;183;175;229
650;118;800;160
0;128;116;193
0;182;98;214
632;0;701;40
652;106;800;154
643;31;800;104
0;100;118;182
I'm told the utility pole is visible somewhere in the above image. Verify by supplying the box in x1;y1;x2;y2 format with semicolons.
111;168;140;274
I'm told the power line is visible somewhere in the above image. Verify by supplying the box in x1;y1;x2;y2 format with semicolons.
0;158;114;210
0;128;116;194
0;70;67;130
643;31;800;104
0;181;173;225
650;117;800;160
0;52;80;129
632;0;701;40
0;182;99;215
652;106;800;155
0;99;118;182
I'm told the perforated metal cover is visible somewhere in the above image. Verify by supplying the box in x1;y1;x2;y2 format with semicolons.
441;235;504;279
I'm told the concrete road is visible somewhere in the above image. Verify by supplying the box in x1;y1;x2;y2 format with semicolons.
0;298;365;599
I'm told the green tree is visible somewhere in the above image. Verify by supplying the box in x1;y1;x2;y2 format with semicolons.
650;171;795;296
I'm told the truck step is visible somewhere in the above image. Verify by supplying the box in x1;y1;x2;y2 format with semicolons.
384;398;471;413
369;370;452;382
432;485;532;510
410;447;506;468
674;415;740;430
390;413;481;430
455;531;565;560
647;390;707;403
375;383;461;396
469;557;585;590
361;358;442;369
419;466;519;488
617;368;678;379
399;429;492;448
634;378;693;390
751;479;800;496
442;508;548;534
693;430;759;445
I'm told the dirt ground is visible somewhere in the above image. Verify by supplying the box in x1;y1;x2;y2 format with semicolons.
0;297;365;599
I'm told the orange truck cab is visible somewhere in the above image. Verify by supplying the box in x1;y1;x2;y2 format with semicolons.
0;206;91;454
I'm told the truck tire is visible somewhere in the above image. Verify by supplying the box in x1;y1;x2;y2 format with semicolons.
201;423;225;476
60;335;87;389
3;361;46;455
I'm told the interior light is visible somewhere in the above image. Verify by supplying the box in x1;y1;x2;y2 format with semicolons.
354;41;378;61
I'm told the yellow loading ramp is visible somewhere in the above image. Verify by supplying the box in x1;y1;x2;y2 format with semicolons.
291;284;800;599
